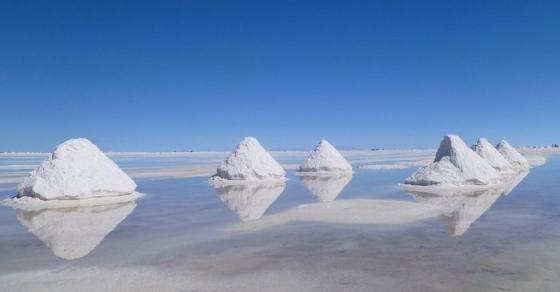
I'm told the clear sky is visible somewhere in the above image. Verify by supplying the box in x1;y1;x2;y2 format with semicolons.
1;0;559;151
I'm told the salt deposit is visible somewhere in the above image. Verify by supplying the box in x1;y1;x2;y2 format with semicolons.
212;181;286;222
497;140;531;169
15;201;136;260
17;139;137;200
298;139;352;174
299;174;352;202
213;137;285;181
405;135;499;186
472;138;513;172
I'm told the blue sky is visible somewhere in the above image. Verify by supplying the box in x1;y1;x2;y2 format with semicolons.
1;0;559;151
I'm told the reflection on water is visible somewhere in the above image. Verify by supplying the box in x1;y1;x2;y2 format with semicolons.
299;174;352;202
15;201;136;260
405;171;530;236
212;182;286;222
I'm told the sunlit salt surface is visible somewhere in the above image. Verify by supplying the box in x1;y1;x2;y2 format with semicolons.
0;151;559;291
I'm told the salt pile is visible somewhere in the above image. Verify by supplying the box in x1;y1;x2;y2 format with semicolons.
298;139;352;174
17;139;137;200
405;135;499;186
213;182;286;222
16;201;136;260
472;138;513;172
299;174;352;202
213;137;285;182
497;140;531;169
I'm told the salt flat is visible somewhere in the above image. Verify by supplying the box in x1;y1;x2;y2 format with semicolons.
0;149;559;291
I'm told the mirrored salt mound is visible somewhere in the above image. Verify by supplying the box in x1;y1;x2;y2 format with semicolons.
212;137;285;182
405;135;499;187
501;171;529;196
405;171;528;236
212;181;286;222
15;201;136;260
497;140;531;170
16;138;137;201
407;188;503;236
298;139;352;174
472;138;513;172
231;199;445;232
299;174;352;202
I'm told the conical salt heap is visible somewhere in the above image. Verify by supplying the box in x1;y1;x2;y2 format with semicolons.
298;139;352;174
472;138;513;172
496;140;530;170
405;135;499;186
214;137;285;181
18;139;137;200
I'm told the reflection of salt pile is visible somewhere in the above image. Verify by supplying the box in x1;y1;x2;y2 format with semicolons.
17;139;137;200
502;171;529;196
472;138;513;172
213;137;285;181
497;140;530;170
299;174;352;202
213;182;286;222
406;171;528;236
16;202;136;260
405;135;499;186
408;188;503;236
298;139;352;174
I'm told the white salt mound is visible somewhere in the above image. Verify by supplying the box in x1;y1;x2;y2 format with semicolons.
472;138;513;172
17;139;137;200
497;140;530;169
298;139;352;173
405;135;499;186
214;137;285;181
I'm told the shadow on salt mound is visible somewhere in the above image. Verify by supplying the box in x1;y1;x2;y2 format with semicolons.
14;201;136;260
230;199;445;232
299;174;352;202
212;181;286;222
404;171;529;236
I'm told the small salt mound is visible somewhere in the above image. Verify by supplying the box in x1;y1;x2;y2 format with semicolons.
299;174;352;202
405;135;499;186
496;140;531;169
214;137;285;181
17;139;137;200
298;139;352;173
472;138;513;172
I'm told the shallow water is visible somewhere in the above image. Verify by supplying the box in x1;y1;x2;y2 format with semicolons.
0;153;559;291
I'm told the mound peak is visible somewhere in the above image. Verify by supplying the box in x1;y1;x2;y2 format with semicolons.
298;139;352;173
214;137;285;181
